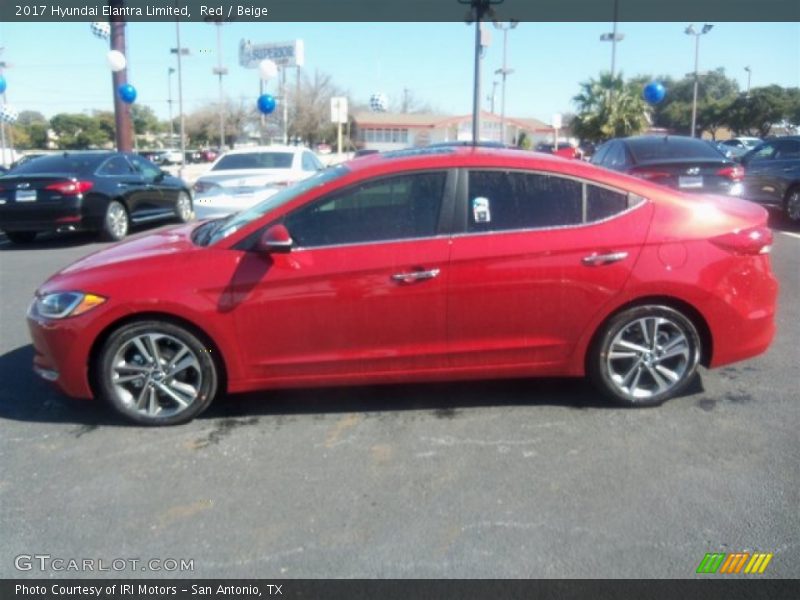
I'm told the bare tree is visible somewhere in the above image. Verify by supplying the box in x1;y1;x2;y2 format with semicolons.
288;69;348;146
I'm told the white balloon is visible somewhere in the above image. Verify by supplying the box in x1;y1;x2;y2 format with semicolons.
106;50;127;72
258;59;278;81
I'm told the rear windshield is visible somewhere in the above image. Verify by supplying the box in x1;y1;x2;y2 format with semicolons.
212;152;294;170
9;154;107;175
627;138;723;162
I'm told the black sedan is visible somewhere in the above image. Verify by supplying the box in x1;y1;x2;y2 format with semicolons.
740;136;800;222
0;151;193;244
591;135;744;196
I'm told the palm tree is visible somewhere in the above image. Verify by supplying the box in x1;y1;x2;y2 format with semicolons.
571;72;650;143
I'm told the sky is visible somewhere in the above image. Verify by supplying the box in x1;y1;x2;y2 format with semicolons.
0;21;798;124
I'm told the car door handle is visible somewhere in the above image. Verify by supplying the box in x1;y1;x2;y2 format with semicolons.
582;252;629;266
391;268;441;283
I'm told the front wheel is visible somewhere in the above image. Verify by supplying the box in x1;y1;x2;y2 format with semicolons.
95;320;219;425
588;305;701;407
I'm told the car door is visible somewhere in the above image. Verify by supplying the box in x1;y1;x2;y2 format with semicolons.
742;142;781;204
125;154;172;218
231;169;456;384
446;169;653;370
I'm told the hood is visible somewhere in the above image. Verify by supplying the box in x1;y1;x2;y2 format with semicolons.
40;225;199;294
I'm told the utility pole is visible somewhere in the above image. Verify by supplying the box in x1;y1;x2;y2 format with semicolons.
0;48;11;166
173;21;188;173
109;0;133;152
167;67;175;144
488;80;498;114
744;66;752;98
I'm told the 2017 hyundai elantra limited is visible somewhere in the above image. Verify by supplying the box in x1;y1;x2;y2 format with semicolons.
27;147;777;425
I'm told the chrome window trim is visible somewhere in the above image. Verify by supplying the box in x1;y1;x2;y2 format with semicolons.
290;233;452;252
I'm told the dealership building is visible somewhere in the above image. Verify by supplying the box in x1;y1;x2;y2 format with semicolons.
352;111;556;152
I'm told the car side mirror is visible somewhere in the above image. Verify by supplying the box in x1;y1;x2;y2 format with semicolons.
258;224;293;253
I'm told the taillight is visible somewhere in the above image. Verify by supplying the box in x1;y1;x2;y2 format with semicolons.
636;170;671;181
193;180;220;194
711;226;772;255
716;165;745;181
45;181;94;195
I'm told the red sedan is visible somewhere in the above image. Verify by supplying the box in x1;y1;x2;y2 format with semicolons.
26;147;777;425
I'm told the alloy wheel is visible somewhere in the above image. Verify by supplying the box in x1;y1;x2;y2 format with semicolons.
786;189;800;222
106;202;129;239
109;333;203;419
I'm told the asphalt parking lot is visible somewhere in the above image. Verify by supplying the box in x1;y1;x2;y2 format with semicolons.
0;215;798;579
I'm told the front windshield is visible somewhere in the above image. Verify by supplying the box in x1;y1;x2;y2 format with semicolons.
205;165;350;245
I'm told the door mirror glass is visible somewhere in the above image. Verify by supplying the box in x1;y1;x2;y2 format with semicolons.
258;224;293;253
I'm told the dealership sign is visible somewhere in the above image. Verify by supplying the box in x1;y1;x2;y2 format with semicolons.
239;39;305;69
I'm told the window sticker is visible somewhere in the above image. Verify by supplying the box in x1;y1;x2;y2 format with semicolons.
472;196;491;223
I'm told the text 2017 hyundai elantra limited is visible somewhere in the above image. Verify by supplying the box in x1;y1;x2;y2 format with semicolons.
27;147;777;425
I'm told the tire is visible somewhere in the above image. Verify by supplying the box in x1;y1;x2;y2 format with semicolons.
95;320;219;426
174;190;194;223
5;231;38;244
588;305;701;407
784;186;800;223
101;200;130;242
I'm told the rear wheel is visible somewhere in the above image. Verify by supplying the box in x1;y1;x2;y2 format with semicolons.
95;320;219;425
101;200;129;241
588;305;701;407
175;191;194;223
784;186;800;223
5;231;38;244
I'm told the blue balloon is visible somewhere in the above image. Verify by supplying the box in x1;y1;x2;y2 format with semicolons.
643;81;666;105
257;94;276;115
0;75;6;94
118;83;137;104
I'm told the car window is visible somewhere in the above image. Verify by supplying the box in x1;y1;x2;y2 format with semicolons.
8;154;106;175
301;152;321;172
627;138;726;162
212;152;294;170
749;143;776;161
127;155;161;179
97;156;134;176
285;171;447;248
774;140;800;160
467;171;582;232
605;143;629;169
586;185;631;222
591;143;610;165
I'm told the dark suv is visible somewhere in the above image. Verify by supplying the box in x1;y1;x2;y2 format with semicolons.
740;136;800;222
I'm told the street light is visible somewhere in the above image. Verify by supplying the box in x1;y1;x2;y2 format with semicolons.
685;23;713;138
744;65;752;97
167;67;175;144
460;0;503;145
171;27;190;173
487;79;498;114
493;19;518;145
205;18;228;150
599;0;624;81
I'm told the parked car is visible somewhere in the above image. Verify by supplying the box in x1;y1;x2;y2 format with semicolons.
591;135;744;196
706;140;736;160
739;135;800;222
27;146;776;425
193;146;324;220
722;137;762;152
535;142;583;160
199;148;220;163
160;149;185;165
0;151;193;243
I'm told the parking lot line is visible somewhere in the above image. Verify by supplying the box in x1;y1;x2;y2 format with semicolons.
778;231;800;240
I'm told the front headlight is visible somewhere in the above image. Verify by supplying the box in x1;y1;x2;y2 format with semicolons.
34;292;107;319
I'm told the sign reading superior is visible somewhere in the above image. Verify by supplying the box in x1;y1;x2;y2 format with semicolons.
239;39;305;69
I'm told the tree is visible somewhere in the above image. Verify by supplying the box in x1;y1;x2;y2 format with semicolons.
130;104;161;136
287;69;347;146
725;85;790;137
185;99;256;147
49;113;113;149
571;72;650;143
11;110;49;149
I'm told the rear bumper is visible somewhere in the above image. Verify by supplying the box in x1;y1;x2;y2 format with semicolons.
0;198;103;233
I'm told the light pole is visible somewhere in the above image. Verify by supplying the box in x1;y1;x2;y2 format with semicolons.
167;67;175;144
208;19;228;150
600;0;624;81
171;23;189;174
744;66;752;97
460;0;502;145
493;19;517;145
685;23;713;138
0;48;11;166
